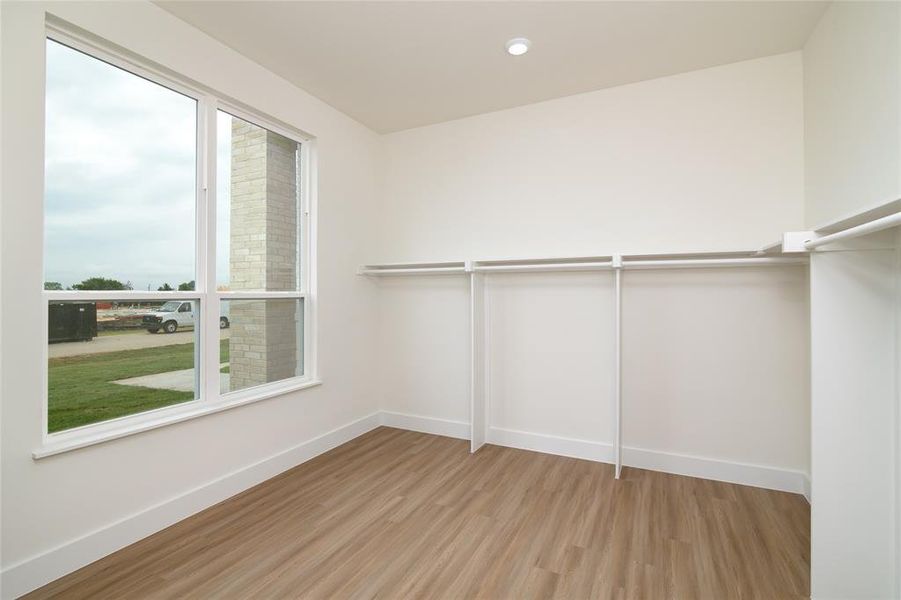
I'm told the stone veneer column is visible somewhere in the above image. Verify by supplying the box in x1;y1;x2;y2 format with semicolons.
228;118;300;391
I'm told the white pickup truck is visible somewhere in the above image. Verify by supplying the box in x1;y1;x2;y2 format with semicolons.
142;301;230;334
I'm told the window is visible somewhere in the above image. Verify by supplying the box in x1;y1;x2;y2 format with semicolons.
44;39;197;291
43;30;314;441
216;111;306;395
220;299;304;394
216;111;302;292
47;299;201;434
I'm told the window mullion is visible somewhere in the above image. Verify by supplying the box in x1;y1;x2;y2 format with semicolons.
217;291;306;300
200;96;220;404
302;139;316;379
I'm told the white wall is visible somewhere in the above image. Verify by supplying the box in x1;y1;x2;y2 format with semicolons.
803;1;901;228
487;272;616;444
377;52;804;262
0;2;381;596
623;266;809;472
375;52;810;490
377;276;471;426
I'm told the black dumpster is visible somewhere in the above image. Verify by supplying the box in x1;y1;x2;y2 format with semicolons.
49;302;97;343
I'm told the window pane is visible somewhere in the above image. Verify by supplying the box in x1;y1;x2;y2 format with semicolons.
47;299;201;432
44;39;197;292
221;299;303;394
217;111;301;292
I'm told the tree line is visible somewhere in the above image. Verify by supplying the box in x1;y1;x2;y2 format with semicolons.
44;278;195;291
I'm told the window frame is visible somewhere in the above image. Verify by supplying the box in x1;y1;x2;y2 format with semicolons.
37;25;319;459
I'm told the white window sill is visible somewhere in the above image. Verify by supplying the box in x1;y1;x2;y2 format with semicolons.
33;378;322;460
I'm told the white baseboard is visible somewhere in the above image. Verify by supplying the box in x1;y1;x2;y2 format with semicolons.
0;412;382;600
485;425;807;496
487;426;615;463
621;446;810;496
380;410;470;440
384;418;811;497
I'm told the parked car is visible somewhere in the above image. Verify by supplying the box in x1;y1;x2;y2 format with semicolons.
143;301;230;333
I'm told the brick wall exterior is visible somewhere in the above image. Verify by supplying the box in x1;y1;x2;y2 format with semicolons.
228;118;301;391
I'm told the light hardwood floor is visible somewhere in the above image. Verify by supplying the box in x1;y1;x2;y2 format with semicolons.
25;427;810;599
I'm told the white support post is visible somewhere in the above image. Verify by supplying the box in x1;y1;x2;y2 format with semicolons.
612;254;623;479
469;269;488;452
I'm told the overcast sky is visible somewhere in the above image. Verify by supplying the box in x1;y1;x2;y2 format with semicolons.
44;39;232;291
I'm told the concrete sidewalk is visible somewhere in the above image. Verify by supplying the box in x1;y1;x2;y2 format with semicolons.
113;364;230;392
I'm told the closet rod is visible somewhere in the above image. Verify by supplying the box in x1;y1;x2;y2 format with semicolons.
624;257;806;270
474;261;613;273
359;266;467;275
805;211;901;250
359;255;807;276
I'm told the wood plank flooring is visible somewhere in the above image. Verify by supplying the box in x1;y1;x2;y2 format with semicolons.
25;427;810;599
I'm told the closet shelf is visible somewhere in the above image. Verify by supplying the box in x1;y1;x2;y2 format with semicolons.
473;256;613;273
773;197;901;252
623;257;806;269
805;209;901;249
810;197;901;235
358;261;466;276
360;250;807;276
756;240;787;255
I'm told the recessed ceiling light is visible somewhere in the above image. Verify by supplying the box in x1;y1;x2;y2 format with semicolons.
505;37;531;56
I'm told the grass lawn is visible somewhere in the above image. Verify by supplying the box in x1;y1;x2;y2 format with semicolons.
48;339;229;433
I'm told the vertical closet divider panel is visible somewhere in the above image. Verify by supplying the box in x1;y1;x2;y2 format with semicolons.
613;255;623;479
788;200;901;599
469;264;488;452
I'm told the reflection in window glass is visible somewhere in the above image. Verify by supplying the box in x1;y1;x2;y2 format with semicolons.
44;39;197;292
47;299;211;432
216;111;301;292
220;299;303;394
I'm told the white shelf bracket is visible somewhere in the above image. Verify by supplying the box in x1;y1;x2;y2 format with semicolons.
783;231;817;253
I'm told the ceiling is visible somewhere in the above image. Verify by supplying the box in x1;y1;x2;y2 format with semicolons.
157;1;829;133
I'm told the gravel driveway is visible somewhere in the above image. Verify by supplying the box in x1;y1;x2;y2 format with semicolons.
49;329;230;358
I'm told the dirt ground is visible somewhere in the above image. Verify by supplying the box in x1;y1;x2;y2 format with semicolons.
49;329;230;358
